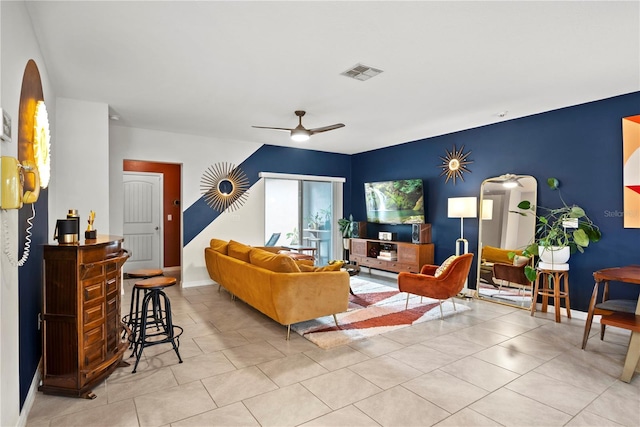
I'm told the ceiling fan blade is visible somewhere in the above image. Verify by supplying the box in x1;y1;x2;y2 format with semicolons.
251;126;294;132
309;123;345;135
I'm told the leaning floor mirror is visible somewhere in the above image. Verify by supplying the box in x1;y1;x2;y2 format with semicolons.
476;174;537;308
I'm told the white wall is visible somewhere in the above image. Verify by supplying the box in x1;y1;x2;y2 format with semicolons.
50;98;109;237
0;1;55;425
109;126;265;286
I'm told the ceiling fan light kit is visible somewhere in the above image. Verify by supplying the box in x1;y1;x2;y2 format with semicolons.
253;110;344;142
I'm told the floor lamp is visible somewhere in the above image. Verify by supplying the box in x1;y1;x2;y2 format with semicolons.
448;197;477;296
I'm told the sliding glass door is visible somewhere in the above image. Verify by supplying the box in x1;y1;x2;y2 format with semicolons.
264;176;340;265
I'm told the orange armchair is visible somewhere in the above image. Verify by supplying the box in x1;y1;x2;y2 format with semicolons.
397;253;474;319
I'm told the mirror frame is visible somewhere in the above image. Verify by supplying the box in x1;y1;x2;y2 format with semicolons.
475;174;537;309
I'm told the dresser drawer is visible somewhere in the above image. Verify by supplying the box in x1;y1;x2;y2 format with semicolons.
81;264;105;280
83;302;105;331
105;277;118;298
84;324;105;346
83;338;105;367
83;278;105;305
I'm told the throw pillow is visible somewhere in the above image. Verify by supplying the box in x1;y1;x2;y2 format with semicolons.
481;246;512;264
209;238;228;255
512;255;530;267
434;255;458;277
228;240;252;262
249;248;300;273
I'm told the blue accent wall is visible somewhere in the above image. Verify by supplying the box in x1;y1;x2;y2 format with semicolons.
184;145;352;245
19;189;47;408
351;92;640;311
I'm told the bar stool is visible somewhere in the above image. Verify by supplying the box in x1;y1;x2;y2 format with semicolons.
129;276;183;373
123;269;164;342
531;268;571;322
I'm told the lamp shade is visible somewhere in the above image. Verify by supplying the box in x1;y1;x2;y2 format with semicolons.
448;197;477;218
481;199;493;220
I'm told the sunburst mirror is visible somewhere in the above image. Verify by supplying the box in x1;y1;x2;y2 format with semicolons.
201;162;250;212
439;144;472;184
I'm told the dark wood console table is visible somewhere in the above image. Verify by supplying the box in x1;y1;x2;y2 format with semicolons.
40;236;130;399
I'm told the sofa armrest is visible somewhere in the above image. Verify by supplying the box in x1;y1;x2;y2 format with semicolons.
420;264;439;275
270;271;350;325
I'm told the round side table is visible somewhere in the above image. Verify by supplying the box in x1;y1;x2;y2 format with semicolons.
341;260;360;295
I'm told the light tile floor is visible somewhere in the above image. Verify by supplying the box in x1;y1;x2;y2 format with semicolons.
27;273;640;426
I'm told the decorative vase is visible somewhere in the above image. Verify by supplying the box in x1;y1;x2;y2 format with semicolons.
538;246;570;265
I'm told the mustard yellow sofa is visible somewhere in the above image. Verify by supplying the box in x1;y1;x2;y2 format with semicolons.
204;239;350;338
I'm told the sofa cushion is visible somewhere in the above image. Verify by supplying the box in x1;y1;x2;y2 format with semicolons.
482;245;522;264
249;248;301;273
228;240;252;262
210;238;229;255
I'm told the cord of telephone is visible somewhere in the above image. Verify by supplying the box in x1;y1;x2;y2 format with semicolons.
2;203;35;267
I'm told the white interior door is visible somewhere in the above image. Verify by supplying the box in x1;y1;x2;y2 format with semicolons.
123;172;163;273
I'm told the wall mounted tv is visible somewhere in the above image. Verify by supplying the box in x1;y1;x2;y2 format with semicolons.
364;179;425;224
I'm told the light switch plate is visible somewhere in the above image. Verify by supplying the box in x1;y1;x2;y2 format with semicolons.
0;108;12;142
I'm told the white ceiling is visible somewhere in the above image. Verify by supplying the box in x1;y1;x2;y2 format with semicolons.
25;1;640;155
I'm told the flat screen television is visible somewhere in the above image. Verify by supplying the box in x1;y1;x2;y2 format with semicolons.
364;178;425;224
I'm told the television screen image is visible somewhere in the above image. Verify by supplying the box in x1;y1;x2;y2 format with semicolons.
364;179;425;224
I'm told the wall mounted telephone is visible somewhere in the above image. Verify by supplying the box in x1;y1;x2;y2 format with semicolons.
1;156;40;267
1;156;40;209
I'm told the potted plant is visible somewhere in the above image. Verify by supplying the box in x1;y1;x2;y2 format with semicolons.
305;212;322;230
285;227;299;244
337;214;356;250
512;177;602;281
320;207;332;230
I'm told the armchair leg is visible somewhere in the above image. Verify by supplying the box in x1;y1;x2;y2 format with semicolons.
333;314;339;327
405;293;411;310
286;324;291;340
438;301;444;319
451;297;457;312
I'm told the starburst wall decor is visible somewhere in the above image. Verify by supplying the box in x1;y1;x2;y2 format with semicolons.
439;144;472;184
200;162;250;212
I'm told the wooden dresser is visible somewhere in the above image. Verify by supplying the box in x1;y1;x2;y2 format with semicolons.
40;236;129;399
350;238;434;274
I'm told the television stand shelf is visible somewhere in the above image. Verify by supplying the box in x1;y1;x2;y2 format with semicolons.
349;238;434;274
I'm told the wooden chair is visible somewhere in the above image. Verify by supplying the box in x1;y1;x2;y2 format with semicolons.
581;281;637;350
600;312;640;382
398;253;474;319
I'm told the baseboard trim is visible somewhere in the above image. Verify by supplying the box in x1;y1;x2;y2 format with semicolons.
182;279;216;288
531;302;592;322
18;364;41;427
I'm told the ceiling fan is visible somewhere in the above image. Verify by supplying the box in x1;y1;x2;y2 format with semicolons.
252;111;345;142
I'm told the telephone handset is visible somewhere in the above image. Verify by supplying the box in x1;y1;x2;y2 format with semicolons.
1;156;40;209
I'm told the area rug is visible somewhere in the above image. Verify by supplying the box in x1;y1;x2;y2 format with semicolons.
478;283;532;307
291;277;471;349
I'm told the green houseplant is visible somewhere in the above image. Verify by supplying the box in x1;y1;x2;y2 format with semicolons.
338;214;357;250
512;177;602;281
338;214;356;238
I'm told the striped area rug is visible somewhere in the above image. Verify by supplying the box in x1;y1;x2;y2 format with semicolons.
291;276;471;349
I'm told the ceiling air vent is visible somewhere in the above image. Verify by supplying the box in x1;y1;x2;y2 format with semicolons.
341;63;383;81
